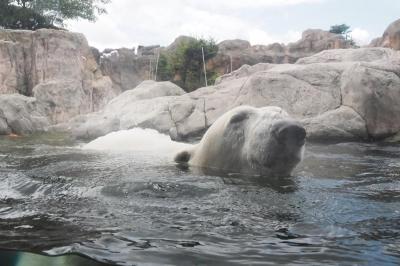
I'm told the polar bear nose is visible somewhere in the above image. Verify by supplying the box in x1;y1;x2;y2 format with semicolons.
274;121;306;146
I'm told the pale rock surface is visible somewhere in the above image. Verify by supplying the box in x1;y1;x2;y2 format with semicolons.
302;106;368;141
0;29;115;127
370;18;400;50
0;94;49;134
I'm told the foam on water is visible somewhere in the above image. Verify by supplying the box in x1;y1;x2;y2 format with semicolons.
82;128;192;156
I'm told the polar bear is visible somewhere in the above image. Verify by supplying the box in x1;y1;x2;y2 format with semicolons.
174;105;306;177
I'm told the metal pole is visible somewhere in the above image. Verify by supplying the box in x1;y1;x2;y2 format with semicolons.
230;55;233;73
202;46;208;87
154;52;160;81
149;58;152;80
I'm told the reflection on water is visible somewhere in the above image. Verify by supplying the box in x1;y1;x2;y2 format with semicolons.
0;249;112;266
0;133;400;265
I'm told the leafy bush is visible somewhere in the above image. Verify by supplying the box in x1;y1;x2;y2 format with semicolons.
329;24;351;35
0;4;52;30
157;38;219;92
0;0;110;30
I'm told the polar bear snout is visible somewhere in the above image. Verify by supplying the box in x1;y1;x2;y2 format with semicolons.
273;121;306;146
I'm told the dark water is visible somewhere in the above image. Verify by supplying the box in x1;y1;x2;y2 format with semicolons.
0;133;399;265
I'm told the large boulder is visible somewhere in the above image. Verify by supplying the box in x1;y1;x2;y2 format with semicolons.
0;94;49;135
67;80;186;140
33;80;92;124
104;80;185;113
302;106;368;142
214;63;275;84
370;18;400;50
99;47;161;93
286;29;351;61
296;47;397;64
341;63;400;139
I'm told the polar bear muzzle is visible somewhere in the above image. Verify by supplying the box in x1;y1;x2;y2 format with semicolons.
272;120;306;147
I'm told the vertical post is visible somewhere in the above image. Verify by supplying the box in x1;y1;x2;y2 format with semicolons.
202;46;208;87
154;52;160;81
230;55;233;73
149;58;152;80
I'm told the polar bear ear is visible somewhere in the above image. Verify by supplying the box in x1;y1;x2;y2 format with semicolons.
174;150;192;163
228;111;250;124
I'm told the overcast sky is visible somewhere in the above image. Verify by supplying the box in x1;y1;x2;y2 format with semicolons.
67;0;400;51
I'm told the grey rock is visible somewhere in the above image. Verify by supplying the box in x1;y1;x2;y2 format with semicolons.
0;28;115;133
210;29;353;77
33;80;91;124
71;113;120;140
92;76;117;112
0;41;25;94
296;47;398;64
215;63;275;84
137;45;161;56
0;94;49;134
341;63;400;138
71;81;186;140
231;63;343;118
302;106;368;141
104;80;185;113
370;18;400;50
165;36;196;53
99;48;161;93
287;29;351;61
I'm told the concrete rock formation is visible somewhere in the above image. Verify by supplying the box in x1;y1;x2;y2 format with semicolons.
0;94;49;135
370;18;400;50
70;47;400;142
0;28;115;133
1;19;400;143
60;81;186;140
99;47;161;93
96;30;352;94
209;29;352;76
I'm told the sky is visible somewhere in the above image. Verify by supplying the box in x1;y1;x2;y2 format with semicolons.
67;0;400;51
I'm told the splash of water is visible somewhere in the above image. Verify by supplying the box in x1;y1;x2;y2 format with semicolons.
82;128;192;155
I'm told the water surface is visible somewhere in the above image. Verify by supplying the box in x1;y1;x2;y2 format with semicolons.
0;132;399;265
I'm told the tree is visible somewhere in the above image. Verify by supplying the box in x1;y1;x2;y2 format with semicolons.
158;38;219;92
0;1;51;30
329;24;354;44
0;0;110;30
329;24;351;36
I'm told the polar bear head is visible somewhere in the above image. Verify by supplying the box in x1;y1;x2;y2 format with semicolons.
175;105;306;177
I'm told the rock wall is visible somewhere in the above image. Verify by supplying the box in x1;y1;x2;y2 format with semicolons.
0;29;116;133
70;47;400;143
1;18;399;141
96;29;353;95
99;47;160;93
210;29;352;75
370;18;400;50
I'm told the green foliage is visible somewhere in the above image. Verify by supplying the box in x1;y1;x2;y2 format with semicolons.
0;3;51;30
158;38;219;92
329;23;357;45
0;0;110;30
329;24;351;35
